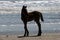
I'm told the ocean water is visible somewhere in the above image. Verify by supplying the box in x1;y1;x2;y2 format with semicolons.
0;13;60;35
0;1;60;35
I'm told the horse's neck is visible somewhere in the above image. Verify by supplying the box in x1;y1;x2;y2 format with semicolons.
21;8;28;15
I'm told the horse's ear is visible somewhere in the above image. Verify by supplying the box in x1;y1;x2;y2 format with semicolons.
23;5;27;8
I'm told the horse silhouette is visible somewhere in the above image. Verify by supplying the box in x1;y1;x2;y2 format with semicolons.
21;5;44;36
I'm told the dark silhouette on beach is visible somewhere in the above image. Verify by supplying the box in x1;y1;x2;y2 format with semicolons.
21;5;44;37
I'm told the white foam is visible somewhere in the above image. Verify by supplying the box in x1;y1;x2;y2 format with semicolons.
1;25;7;26
0;1;60;14
43;22;60;24
0;1;59;6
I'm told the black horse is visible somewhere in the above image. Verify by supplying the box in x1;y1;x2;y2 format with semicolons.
21;5;44;36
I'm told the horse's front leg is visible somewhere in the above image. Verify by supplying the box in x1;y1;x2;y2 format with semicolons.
24;22;29;36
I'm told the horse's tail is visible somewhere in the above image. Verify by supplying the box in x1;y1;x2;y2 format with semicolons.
40;13;44;22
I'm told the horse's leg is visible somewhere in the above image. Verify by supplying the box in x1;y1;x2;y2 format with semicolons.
34;20;42;36
24;22;29;36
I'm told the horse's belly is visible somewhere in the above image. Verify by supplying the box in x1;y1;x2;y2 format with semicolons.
27;17;33;22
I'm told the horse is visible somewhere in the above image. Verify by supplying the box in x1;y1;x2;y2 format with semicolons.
21;5;44;37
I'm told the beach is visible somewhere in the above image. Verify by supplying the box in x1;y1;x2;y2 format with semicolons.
0;33;60;40
0;0;60;40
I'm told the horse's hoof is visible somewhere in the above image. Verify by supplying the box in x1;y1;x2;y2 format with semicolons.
37;34;41;36
37;35;41;36
24;35;26;37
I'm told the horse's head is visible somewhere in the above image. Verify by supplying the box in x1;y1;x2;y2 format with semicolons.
23;5;27;9
21;5;28;15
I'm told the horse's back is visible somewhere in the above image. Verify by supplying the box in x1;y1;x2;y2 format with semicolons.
32;11;44;22
29;11;44;21
29;11;41;17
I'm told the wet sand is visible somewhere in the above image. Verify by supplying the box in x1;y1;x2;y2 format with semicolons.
0;33;60;40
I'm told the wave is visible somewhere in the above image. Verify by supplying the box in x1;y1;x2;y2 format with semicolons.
0;23;60;34
0;22;60;27
0;1;60;14
0;1;60;7
43;22;60;24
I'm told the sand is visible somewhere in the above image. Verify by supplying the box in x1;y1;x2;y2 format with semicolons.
0;33;60;40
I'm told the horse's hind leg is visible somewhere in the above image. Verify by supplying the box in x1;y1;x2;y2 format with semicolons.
34;20;42;36
24;22;29;36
